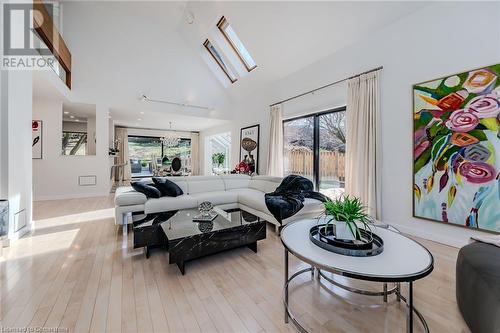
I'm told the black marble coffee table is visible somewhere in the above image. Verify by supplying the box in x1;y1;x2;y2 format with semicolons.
160;208;266;275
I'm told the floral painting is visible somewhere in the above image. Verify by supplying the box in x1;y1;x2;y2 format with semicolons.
413;64;500;232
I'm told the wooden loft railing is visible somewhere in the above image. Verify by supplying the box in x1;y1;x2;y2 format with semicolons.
32;1;72;89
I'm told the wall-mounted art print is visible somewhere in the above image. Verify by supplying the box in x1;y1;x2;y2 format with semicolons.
413;64;500;233
240;124;259;174
32;120;42;159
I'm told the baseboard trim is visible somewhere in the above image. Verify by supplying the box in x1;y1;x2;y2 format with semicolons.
388;221;466;248
34;192;110;201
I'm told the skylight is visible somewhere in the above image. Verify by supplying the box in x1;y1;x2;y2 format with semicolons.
203;39;238;83
217;16;257;72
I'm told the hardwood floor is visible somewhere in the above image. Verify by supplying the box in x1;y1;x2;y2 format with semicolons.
0;195;469;333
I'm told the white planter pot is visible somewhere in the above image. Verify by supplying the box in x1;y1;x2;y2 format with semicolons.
334;221;355;240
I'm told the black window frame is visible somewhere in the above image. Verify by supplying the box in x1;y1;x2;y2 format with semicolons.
283;106;346;190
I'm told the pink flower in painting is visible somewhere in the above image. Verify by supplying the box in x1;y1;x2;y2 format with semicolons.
459;162;496;184
445;109;479;132
465;94;499;119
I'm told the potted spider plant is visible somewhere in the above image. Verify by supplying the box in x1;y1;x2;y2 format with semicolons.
322;196;372;242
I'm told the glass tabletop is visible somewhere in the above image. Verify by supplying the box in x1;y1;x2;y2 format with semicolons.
160;207;262;241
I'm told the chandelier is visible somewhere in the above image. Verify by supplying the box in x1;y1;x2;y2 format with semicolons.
160;122;180;147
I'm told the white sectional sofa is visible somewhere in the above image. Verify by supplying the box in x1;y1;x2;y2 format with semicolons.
114;174;325;229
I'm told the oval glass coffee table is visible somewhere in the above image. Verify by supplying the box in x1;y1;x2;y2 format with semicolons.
281;219;434;333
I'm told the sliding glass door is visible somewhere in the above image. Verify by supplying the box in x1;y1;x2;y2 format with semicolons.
283;107;346;199
318;111;346;198
163;138;192;174
128;136;162;177
128;136;193;178
283;116;314;182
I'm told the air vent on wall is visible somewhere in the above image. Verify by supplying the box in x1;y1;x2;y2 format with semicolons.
79;175;97;186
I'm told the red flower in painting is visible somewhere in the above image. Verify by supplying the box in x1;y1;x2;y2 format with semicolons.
445;109;479;132
32;121;39;129
459;162;496;184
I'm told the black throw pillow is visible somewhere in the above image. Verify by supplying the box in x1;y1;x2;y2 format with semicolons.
131;181;161;198
152;177;184;197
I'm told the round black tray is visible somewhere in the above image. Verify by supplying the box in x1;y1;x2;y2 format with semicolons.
318;224;373;249
309;224;384;257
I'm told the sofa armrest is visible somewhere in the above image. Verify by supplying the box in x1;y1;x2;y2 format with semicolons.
114;186;147;206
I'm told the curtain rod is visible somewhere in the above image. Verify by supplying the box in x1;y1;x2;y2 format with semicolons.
269;66;383;107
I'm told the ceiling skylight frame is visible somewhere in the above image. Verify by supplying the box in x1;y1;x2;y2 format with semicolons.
217;16;257;72
203;39;238;84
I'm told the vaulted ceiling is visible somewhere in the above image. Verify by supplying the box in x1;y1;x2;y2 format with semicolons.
55;1;429;131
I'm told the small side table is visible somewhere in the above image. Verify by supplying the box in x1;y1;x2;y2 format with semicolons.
281;219;434;333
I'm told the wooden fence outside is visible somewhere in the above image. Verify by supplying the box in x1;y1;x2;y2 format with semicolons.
284;149;345;181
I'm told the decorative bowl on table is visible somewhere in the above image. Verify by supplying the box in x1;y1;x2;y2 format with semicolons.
309;223;384;257
193;201;218;222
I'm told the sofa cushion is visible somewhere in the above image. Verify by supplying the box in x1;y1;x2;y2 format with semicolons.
249;176;281;193
190;191;238;206
152;177;184;197
145;195;198;214
114;186;147;206
231;188;270;214
220;174;251;190
162;177;188;194
131;182;161;198
187;176;225;194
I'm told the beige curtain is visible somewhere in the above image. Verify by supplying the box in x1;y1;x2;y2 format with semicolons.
345;70;381;218
190;132;200;175
115;127;131;180
267;104;284;177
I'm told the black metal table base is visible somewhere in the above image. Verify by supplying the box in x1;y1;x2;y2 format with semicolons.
283;249;430;333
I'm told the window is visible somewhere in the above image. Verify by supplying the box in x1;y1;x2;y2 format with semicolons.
128;136;192;177
283;107;346;199
204;39;238;83
206;132;231;175
217;16;257;72
283;116;314;182
128;136;162;177
163;138;192;173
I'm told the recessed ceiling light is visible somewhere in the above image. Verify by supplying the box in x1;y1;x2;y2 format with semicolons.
70;115;75;118
75;119;80;122
64;111;69;114
137;118;142;121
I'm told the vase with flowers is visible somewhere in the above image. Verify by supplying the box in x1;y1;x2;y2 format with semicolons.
231;160;253;175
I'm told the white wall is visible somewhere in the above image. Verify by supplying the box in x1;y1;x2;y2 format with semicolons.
0;2;33;242
0;66;7;202
200;92;272;175
86;115;96;155
33;99;111;200
0;70;33;241
201;2;500;247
